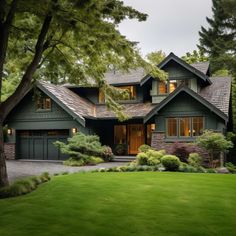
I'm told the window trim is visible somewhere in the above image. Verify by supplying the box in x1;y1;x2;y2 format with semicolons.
166;116;205;138
158;79;190;95
36;97;52;112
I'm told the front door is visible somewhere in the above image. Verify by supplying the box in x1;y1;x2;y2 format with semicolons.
128;124;144;155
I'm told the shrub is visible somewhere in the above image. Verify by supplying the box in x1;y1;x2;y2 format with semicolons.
63;158;85;166
88;157;104;165
196;130;233;167
136;152;149;165
55;133;111;164
206;168;217;173
64;157;103;166
188;153;202;167
138;144;152;153
225;162;236;173
102;146;114;161
161;155;180;171
0;173;51;199
171;142;197;162
147;156;161;166
114;144;127;155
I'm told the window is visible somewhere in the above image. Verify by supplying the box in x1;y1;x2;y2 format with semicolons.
192;117;204;136
166;117;204;138
146;124;156;145
169;80;177;93
179;117;191;137
159;81;168;94
36;97;51;110
167;118;178;137
114;125;127;144
99;89;105;103
118;86;137;100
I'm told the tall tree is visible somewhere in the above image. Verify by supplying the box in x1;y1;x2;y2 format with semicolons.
146;50;166;65
198;0;236;73
0;0;165;187
181;50;208;64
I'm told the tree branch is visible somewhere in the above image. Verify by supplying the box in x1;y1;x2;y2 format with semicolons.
0;12;53;121
0;0;18;104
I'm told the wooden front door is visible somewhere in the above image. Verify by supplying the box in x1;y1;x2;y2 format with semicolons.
128;124;144;155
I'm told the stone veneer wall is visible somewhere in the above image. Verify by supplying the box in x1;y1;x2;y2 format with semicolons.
151;131;208;159
4;143;15;160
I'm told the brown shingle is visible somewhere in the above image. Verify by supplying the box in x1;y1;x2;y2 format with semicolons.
199;76;231;115
191;62;210;75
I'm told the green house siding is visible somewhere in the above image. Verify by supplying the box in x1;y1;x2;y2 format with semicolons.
154;92;226;140
6;92;90;143
151;60;201;103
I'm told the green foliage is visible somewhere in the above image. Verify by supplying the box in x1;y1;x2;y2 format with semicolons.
196;130;233;166
225;162;236;173
136;149;166;166
0;172;51;199
188;153;202;168
226;132;236;164
138;144;152;153
146;50;166;65
63;157;103;166
136;152;149;165
55;133;113;164
161;155;180;171
114;144;127;155
181;50;208;64
102;146;114;161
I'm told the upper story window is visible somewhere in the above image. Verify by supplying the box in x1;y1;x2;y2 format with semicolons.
99;86;137;103
158;79;189;95
36;97;51;111
159;81;168;94
166;116;204;138
119;86;137;100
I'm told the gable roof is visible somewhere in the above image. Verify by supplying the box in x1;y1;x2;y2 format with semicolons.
144;84;228;123
191;61;210;75
158;53;212;84
38;81;95;126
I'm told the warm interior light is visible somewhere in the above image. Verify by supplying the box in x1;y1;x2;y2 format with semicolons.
72;128;77;135
7;128;12;135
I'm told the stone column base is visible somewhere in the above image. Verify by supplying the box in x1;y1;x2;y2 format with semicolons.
4;143;16;160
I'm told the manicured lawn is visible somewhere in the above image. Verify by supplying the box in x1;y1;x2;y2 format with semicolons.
0;172;236;236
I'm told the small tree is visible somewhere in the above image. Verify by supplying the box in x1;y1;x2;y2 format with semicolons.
196;130;233;167
54;133;113;161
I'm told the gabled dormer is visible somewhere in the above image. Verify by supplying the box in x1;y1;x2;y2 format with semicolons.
150;53;211;103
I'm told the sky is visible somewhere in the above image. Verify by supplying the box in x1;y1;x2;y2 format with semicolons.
118;0;213;57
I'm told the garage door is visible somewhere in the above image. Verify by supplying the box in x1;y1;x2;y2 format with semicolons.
16;130;69;160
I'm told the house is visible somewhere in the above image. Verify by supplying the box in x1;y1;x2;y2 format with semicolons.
4;53;232;160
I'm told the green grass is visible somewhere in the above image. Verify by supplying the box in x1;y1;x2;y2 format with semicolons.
0;172;236;236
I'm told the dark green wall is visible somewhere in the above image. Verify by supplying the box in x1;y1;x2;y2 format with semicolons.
154;92;226;140
6;91;89;143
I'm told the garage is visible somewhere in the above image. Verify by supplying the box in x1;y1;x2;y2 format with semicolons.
16;130;69;160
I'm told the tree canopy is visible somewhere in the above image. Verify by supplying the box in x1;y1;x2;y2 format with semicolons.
0;0;166;187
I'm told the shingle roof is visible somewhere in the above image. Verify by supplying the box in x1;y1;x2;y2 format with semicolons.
104;68;146;85
199;76;231;116
39;81;95;122
191;62;210;75
96;103;156;119
38;81;154;122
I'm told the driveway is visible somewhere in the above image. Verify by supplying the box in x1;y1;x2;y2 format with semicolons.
6;160;127;183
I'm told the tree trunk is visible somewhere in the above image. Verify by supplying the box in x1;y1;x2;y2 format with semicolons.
0;123;8;187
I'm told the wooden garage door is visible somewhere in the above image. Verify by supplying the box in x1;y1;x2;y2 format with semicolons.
16;130;69;160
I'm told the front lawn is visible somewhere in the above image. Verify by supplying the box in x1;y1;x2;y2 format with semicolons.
0;172;236;236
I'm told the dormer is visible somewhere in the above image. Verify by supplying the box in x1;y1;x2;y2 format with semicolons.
150;53;211;103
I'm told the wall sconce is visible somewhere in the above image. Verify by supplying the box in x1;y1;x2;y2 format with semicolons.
7;128;12;135
72;128;77;135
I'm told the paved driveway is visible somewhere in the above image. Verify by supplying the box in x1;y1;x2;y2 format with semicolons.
6;160;126;183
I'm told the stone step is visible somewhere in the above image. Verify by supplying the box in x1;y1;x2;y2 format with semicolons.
113;156;136;162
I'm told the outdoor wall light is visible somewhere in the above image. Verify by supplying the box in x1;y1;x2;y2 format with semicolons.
72;128;77;135
7;128;12;135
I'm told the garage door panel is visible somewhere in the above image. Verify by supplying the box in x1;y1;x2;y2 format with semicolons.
18;138;30;159
47;138;60;160
33;138;44;160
